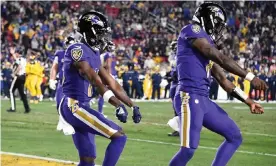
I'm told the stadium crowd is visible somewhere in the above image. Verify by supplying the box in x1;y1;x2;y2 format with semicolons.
1;1;276;101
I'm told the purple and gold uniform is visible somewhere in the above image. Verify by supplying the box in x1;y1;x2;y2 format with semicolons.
60;42;121;159
170;24;242;166
54;50;65;107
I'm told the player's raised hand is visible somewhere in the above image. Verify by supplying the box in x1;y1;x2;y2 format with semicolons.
115;104;128;123
132;106;142;123
251;77;268;90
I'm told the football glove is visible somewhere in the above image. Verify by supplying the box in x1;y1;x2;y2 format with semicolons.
115;104;128;123
49;79;57;90
132;106;142;123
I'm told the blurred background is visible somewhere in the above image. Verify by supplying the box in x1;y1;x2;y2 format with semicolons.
1;1;276;102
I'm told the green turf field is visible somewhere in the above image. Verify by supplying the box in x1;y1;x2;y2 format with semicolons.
1;100;276;166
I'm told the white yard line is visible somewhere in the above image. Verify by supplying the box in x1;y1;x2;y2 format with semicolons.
128;138;276;157
9;121;26;125
141;122;276;137
1;151;101;166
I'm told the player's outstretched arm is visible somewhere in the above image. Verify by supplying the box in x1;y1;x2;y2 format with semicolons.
99;66;133;107
211;63;264;114
49;60;58;90
191;38;268;90
99;66;142;123
74;61;129;123
74;61;121;108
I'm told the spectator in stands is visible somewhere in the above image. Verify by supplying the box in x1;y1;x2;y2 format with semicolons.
144;52;155;69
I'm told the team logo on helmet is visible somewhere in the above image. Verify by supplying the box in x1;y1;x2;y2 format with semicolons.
71;46;83;61
83;15;104;27
192;24;201;34
212;7;225;21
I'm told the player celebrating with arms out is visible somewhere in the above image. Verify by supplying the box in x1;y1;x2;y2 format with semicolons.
170;2;268;166
59;11;141;166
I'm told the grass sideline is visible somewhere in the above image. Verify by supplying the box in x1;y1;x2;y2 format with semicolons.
1;100;276;166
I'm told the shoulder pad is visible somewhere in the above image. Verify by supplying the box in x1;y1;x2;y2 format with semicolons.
180;24;207;39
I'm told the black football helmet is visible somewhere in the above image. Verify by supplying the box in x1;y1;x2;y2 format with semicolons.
192;2;227;43
77;10;111;50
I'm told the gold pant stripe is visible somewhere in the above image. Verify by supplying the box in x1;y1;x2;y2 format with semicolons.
75;109;115;138
181;92;190;148
67;98;116;138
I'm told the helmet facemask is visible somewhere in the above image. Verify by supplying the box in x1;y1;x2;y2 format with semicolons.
209;7;227;44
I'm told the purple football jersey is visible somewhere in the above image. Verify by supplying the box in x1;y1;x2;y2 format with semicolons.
104;52;117;77
176;24;215;96
54;50;65;83
62;42;101;103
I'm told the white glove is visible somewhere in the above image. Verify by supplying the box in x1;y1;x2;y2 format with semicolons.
49;79;57;90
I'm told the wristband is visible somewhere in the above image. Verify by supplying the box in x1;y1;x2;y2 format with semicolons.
231;87;248;102
245;72;255;81
103;90;115;102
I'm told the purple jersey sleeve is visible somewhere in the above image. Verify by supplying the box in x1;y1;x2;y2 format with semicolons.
180;24;207;40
